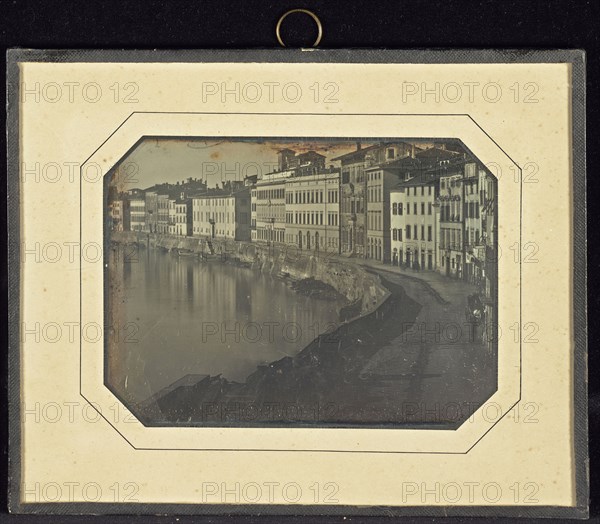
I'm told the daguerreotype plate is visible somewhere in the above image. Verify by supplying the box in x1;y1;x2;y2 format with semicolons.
7;49;587;517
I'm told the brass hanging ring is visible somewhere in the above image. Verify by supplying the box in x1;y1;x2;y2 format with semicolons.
276;9;323;47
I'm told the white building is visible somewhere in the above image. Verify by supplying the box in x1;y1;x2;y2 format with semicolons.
284;169;340;252
400;175;439;271
174;199;192;236
253;171;291;244
191;188;251;241
128;197;145;232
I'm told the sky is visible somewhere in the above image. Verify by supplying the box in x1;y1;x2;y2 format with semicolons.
111;138;376;190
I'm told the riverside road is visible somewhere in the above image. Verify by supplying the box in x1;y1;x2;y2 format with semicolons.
355;258;497;427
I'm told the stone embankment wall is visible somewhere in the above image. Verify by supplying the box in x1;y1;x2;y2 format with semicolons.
111;231;389;319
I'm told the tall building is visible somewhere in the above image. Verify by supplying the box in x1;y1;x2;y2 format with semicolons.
389;188;405;266
110;199;125;232
168;196;177;235
365;158;420;263
277;148;326;175
284;168;340;252
174;199;192;236
291;151;326;177
333;142;416;257
128;196;145;232
438;167;466;278
277;148;296;171
480;169;497;300
157;193;171;234
253;172;289;244
144;191;158;233
463;162;483;284
399;175;439;271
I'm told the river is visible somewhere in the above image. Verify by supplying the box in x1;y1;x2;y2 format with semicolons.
106;246;347;405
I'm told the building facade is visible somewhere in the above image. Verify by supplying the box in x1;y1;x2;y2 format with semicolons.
277;149;326;176
365;159;418;263
438;169;465;278
284;169;340;252
389;188;405;266
168;197;177;235
463;162;483;284
174;199;192;236
401;176;438;271
480;168;497;301
191;188;251;241
253;172;289;244
144;191;158;233
129;197;145;231
110;200;125;231
250;186;257;242
334;142;416;257
157;193;171;234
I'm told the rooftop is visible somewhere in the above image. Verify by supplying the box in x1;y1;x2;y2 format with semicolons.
396;173;438;188
416;146;463;159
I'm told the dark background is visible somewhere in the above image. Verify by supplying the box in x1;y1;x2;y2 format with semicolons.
1;0;598;522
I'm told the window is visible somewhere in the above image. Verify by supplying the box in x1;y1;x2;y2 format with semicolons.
387;148;395;159
393;229;397;241
398;203;403;215
407;203;410;215
414;225;418;239
421;202;425;215
428;226;432;242
421;186;424;196
428;202;432;215
413;203;417;215
398;229;402;241
421;225;425;240
406;225;411;239
392;203;398;215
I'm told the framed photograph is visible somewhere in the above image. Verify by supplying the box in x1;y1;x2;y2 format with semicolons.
7;48;587;517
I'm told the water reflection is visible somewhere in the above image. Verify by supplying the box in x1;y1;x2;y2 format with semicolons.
106;247;346;404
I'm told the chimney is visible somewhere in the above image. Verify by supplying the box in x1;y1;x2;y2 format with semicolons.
356;141;362;151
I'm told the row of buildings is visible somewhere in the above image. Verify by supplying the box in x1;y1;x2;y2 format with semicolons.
109;178;251;241
109;142;496;293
